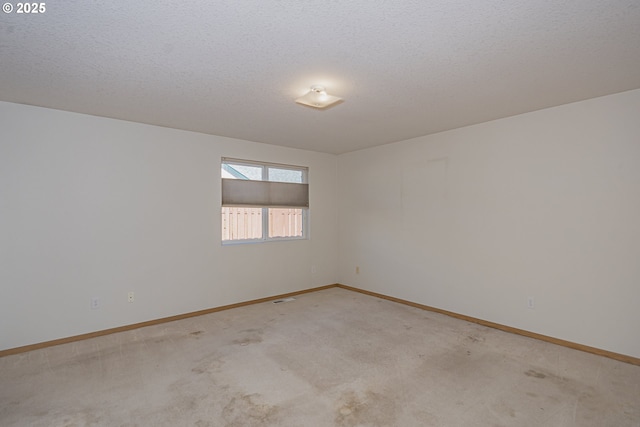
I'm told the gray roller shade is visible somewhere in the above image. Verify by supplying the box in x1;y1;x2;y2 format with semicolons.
222;179;309;208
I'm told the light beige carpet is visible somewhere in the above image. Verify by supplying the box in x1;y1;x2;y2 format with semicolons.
1;287;639;426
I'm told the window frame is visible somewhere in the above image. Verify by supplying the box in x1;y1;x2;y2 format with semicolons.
221;158;309;245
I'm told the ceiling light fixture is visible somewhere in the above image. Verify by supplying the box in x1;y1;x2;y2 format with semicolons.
295;85;342;109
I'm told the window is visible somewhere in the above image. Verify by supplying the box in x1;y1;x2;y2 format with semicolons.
221;158;309;243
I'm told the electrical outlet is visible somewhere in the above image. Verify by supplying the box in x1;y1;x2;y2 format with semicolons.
527;297;535;310
91;297;100;310
311;265;317;274
356;266;360;274
128;292;134;303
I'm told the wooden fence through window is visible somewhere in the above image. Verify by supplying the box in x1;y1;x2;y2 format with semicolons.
222;207;302;240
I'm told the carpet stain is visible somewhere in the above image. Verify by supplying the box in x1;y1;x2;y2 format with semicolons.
266;349;343;392
518;367;619;424
191;355;225;375
334;390;397;426
233;329;264;346
491;400;517;418
465;334;485;344
222;393;280;426
524;369;546;379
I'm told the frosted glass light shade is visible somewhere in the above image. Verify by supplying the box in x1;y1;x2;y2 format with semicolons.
295;85;342;109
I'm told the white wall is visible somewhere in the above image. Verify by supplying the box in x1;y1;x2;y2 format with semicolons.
338;89;640;358
0;102;338;351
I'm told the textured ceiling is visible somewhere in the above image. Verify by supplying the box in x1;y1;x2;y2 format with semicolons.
1;1;639;154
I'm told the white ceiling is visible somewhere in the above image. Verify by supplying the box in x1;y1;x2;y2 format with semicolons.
1;1;639;154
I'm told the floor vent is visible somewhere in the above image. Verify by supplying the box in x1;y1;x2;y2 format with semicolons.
272;297;296;304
